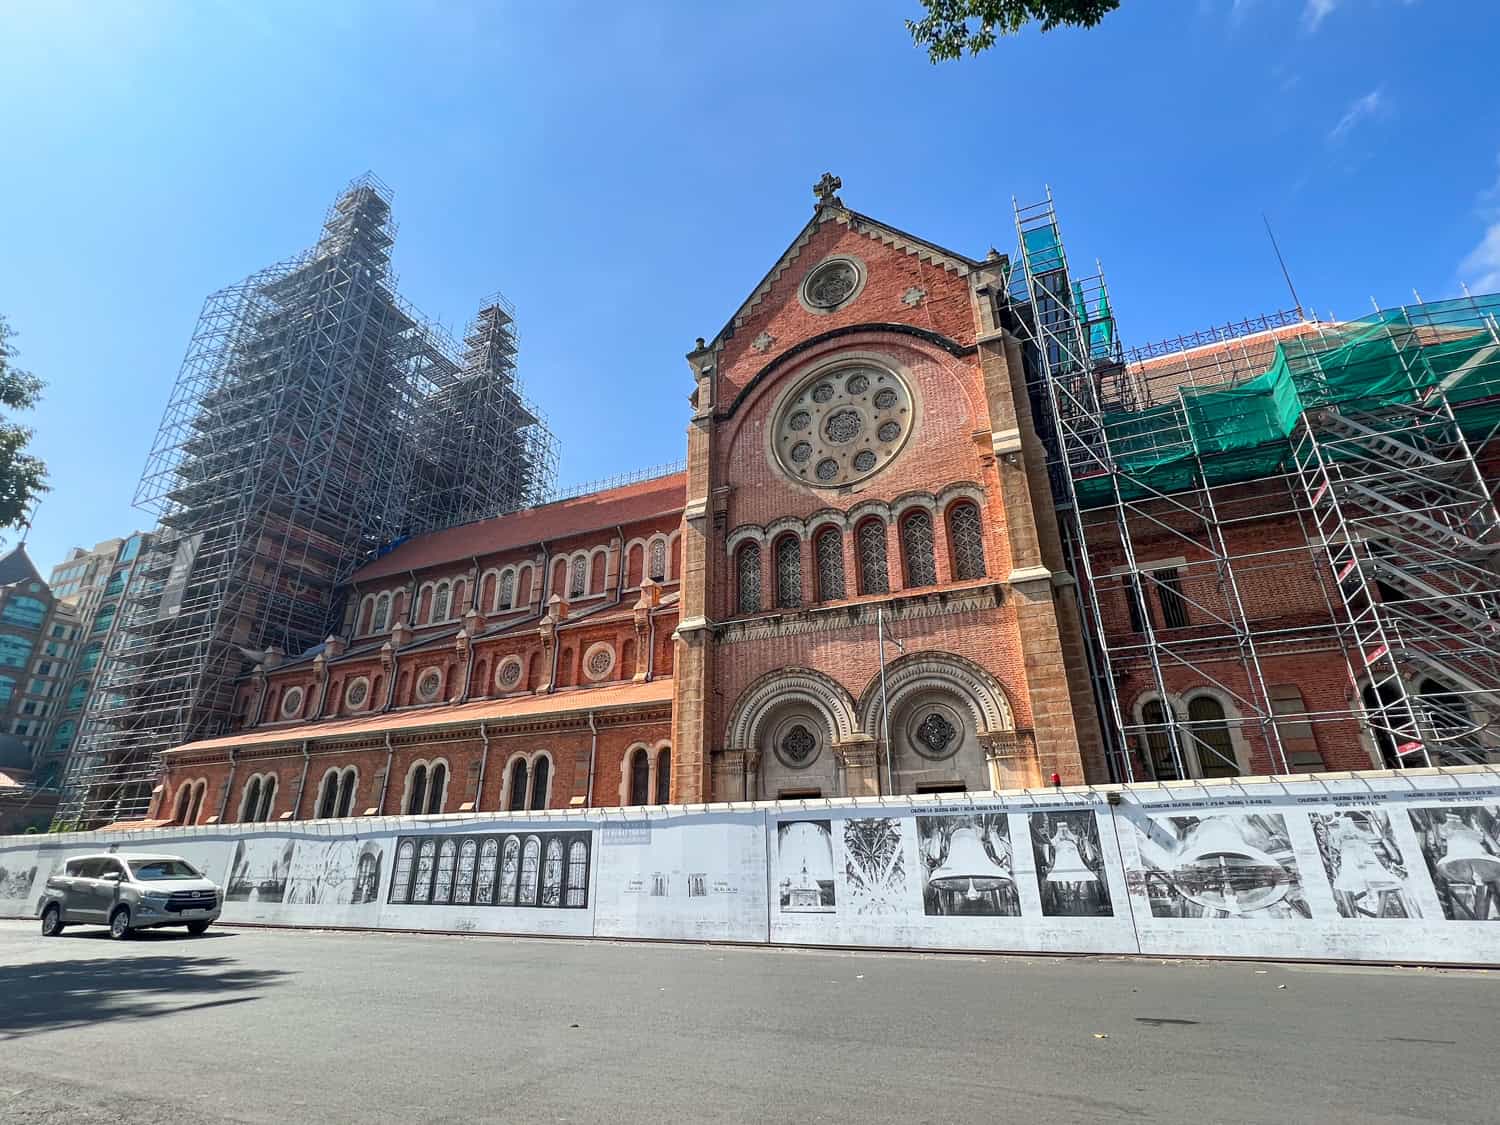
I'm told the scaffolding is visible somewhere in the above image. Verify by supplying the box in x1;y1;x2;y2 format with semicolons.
58;175;557;827
1006;189;1500;783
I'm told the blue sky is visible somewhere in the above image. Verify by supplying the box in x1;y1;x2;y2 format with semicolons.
1;0;1496;576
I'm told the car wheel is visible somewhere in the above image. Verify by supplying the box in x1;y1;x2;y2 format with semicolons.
108;905;133;940
186;920;211;935
40;903;64;937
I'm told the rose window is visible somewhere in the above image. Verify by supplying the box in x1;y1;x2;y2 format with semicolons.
779;724;817;765
586;646;614;679
772;363;913;487
498;660;522;689
345;679;369;708
418;671;442;702
915;712;958;758
803;260;859;309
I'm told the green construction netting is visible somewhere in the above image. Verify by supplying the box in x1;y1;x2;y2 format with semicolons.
1071;298;1500;507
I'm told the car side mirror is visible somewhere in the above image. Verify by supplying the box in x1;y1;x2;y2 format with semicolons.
101;871;122;882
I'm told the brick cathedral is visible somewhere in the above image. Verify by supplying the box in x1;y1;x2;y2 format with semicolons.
148;176;1471;829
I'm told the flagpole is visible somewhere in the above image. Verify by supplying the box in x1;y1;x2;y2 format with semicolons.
878;604;893;795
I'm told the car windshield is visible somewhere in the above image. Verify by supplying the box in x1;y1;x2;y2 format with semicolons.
129;859;201;880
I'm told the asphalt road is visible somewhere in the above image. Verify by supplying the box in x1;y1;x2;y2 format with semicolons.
0;920;1495;1125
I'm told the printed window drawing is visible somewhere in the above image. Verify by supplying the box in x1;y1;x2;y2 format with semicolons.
387;830;592;910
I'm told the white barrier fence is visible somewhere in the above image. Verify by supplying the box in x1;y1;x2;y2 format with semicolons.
4;769;1499;964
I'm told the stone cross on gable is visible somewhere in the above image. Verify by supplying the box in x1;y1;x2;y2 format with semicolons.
813;172;843;208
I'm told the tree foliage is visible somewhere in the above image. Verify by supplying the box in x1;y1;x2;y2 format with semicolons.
0;316;48;533
908;0;1121;61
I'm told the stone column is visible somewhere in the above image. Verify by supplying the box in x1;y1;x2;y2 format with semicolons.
835;738;880;797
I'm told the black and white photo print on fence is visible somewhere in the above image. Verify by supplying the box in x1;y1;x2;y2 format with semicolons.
388;831;591;909
917;812;1020;917
843;817;907;914
1408;806;1500;921
1129;813;1309;920
1030;810;1112;917
777;819;836;913
1311;811;1421;919
226;838;295;904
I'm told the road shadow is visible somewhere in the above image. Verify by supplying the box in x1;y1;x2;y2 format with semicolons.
0;948;290;1040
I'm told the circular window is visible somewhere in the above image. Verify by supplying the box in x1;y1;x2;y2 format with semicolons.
280;686;304;719
496;657;523;690
801;258;864;311
583;643;615;682
417;669;443;703
345;677;370;710
772;716;823;770
771;361;914;488
905;702;966;761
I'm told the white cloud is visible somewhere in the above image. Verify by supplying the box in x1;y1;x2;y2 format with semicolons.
1328;88;1384;143
1303;0;1339;31
1459;223;1500;294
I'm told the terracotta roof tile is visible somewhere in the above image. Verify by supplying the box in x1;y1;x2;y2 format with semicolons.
354;472;686;584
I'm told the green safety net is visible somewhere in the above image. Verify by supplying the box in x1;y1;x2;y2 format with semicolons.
1070;298;1500;507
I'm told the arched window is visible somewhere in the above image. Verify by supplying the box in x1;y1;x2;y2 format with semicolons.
519;836;542;904
372;594;391;633
814;527;845;601
498;571;515;611
355;850;380;903
570;557;587;598
507;757;529;812
1141;699;1180;781
412;840;437;902
433;839;458;903
629;747;650;806
947;502;987;580
476;839;499;904
405;764;429;815
240;777;263;823
433;583;450;622
335;769;357;817
655;748;671;805
1188;696;1239;778
529;756;549;811
736;542;762;614
566;840;588;906
454;839;477;904
174;784;192;823
391;840;415;903
856;519;889;595
774;535;802;609
188;782;206;825
901;510;937;587
257;775;276;822
499;836;521;904
427;762;447;813
649;539;667;582
317;771;339;818
542;839;565;906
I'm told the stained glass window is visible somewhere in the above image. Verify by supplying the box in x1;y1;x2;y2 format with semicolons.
530;756;549;810
433;583;450;622
815;527;845;601
948;502;986;580
566;841;588;906
391;841;414;903
476;839;499;904
901;510;937;588
775;536;802;609
454;839;477;904
520;837;541;904
499;837;521;904
737;542;762;614
498;571;514;610
434;839;457;903
630;748;650;805
542;840;564;906
649;539;667;582
372;594;390;632
570;557;587;598
857;520;889;595
655;749;671;805
412;840;436;903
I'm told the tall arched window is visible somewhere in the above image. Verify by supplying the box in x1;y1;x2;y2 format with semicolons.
542;839;565;906
655;748;671;804
529;756;549;811
856;519;889;595
317;771;339;819
649;539;667;582
774;535;802;609
335;769;357;817
947;501;987;580
1141;699;1180;781
433;583;451;622
499;836;521;904
256;776;276;822
1188;696;1239;778
498;571;515;611
188;782;207;825
405;764;428;815
814;527;845;602
519;836;542;904
901;510;937;588
433;839;458;903
736;542;762;614
507;757;529;812
427;762;447;813
454;839;477;904
372;594;391;633
629;747;650;806
570;557;587;598
391;840;415;903
566;841;588;906
174;784;193;824
239;776;263;823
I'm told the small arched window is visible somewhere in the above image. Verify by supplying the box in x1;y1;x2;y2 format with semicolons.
257;775;276;822
774;535;802;609
433;583;450;622
649;539;667;582
240;776;262;823
507;757;529;812
901;510;937;588
174;784;193;824
529;756;550;811
497;571;515;611
372;594;391;633
317;772;338;819
629;747;651;806
856;519;889;595
570;557;587;598
655;748;671;805
736;542;762;614
1188;696;1239;778
405;764;428;815
427;761;446;813
1141;699;1179;781
814;527;845;601
335;769;357;818
947;502;987;580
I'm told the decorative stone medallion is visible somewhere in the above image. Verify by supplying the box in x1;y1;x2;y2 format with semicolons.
417;668;443;703
345;677;370;710
583;642;616;682
496;656;523;690
280;686;304;719
799;256;866;313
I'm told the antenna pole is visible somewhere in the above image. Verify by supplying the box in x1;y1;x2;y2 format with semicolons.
1263;212;1303;318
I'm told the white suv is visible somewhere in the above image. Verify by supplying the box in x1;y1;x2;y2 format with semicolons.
38;853;222;939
